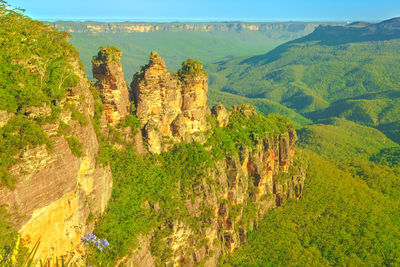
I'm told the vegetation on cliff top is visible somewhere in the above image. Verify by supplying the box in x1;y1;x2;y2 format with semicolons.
0;1;83;186
0;1;80;112
92;46;122;64
0;116;52;187
177;58;207;80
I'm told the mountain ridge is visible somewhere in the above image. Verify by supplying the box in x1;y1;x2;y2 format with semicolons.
47;21;342;34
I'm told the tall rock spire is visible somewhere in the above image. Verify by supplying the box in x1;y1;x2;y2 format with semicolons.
175;58;210;141
131;52;210;154
92;46;130;125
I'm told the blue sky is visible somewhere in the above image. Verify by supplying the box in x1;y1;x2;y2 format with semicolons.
6;0;400;22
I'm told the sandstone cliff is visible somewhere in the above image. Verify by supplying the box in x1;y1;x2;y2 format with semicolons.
89;52;305;266
131;52;209;154
0;54;112;259
92;46;130;126
49;21;331;35
118;104;304;266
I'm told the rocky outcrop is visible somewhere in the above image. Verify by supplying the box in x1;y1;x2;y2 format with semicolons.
92;46;130;126
211;103;229;127
176;59;210;141
0;110;13;128
0;57;112;259
131;52;210;154
24;104;52;119
124;104;305;266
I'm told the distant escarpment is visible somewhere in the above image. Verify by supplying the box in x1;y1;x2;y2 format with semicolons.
48;21;329;34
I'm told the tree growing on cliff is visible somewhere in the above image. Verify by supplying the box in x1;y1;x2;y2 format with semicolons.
177;58;207;80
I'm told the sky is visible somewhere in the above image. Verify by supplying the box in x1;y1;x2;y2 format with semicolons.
5;0;400;22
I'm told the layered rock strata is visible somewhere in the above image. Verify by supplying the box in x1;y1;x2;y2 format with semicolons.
50;21;330;35
0;58;112;259
92;46;130;126
119;105;305;266
131;52;210;154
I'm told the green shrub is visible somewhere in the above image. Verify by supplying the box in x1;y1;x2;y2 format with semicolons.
65;137;83;157
178;58;207;80
118;114;140;135
0;115;51;187
92;46;122;64
370;147;400;167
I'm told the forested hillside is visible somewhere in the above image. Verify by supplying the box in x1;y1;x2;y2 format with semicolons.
48;21;336;80
216;18;400;265
208;18;400;144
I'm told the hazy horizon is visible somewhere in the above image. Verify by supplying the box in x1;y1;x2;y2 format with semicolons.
6;0;400;23
40;18;351;23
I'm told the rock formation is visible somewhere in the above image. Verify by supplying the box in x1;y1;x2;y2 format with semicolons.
51;21;327;35
131;52;210;153
0;41;305;265
211;103;229;127
92;46;130;126
0;56;112;259
119;104;304;266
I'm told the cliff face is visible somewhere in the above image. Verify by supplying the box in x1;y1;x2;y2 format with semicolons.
0;58;112;258
90;52;305;266
119;105;304;266
49;21;330;35
92;47;130;126
131;53;209;154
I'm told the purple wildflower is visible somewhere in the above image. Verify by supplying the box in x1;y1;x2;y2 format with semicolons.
81;233;110;251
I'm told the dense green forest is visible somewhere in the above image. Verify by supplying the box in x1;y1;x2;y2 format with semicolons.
208;19;400;107
221;150;400;266
223;118;400;266
217;20;400;265
205;21;400;155
207;18;400;144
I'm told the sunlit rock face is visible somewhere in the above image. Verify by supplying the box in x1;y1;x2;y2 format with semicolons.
118;104;305;267
92;46;130;126
0;58;112;259
131;52;210;154
211;103;229;127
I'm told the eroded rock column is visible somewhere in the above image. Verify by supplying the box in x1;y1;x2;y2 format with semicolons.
131;52;210;153
92;46;130;125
